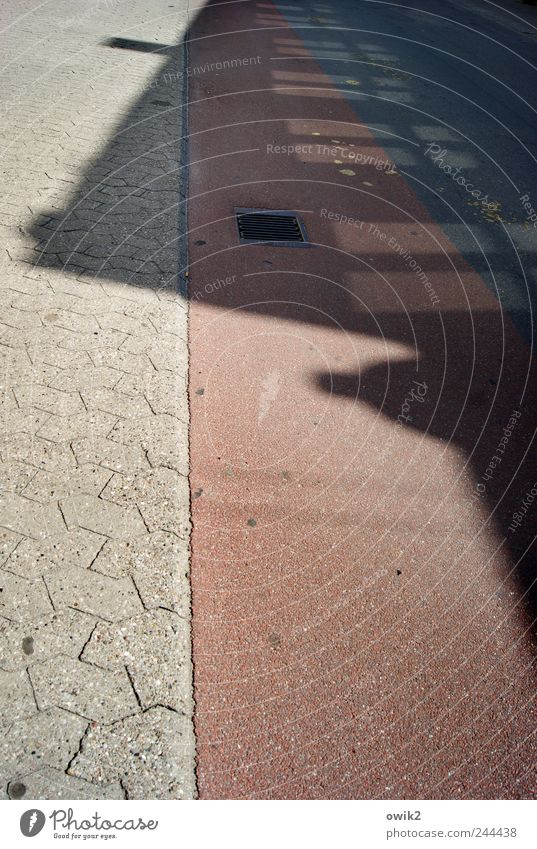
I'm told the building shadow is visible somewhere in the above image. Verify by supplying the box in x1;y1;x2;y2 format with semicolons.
26;30;189;298
25;0;537;634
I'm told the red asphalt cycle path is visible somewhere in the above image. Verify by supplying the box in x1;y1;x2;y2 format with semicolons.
186;0;537;799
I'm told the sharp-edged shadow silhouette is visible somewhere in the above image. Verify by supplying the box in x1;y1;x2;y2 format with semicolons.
315;308;537;625
189;238;537;626
25;0;537;634
26;31;188;298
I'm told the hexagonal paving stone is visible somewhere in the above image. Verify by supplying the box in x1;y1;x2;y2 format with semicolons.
80;387;153;419
7;768;123;800
0;669;37;724
0;528;21;566
45;565;143;621
92;531;189;617
0;571;54;623
102;468;190;539
22;464;112;504
0;493;65;539
5;529;105;579
71;435;149;475
69;707;195;799
29;655;139;722
60;494;146;539
82;609;192;713
0;610;97;671
108;414;188;475
0;461;37;494
0;707;87;781
37;410;118;444
13;384;85;416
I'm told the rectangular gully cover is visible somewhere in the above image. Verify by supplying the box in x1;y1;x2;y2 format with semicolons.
235;208;309;247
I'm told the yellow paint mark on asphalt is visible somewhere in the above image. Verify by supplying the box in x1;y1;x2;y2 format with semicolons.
468;198;504;224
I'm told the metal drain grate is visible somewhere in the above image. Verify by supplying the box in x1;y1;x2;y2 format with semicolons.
235;208;309;247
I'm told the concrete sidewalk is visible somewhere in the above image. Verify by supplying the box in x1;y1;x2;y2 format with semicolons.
0;0;195;799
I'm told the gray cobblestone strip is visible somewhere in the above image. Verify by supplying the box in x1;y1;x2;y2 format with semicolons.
0;0;196;799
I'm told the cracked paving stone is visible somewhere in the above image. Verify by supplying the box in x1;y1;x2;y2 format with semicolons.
0;571;54;623
109;415;188;476
92;531;189;616
71;435;149;475
29;655;139;722
0;670;37;724
80;386;153;419
60;494;147;539
22;463;112;504
69;706;195;799
2;435;76;472
0;461;38;494
117;371;186;418
5;528;105;579
0;707;87;781
49;365;120;392
0;529;22;566
121;330;184;368
82;609;192;713
97;311;155;336
30;345;92;370
0;492;66;539
37;409;118;443
102;468;190;539
90;347;154;376
0;407;51;437
13;384;85;416
45;565;143;621
7;768;123;800
0;609;97;671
